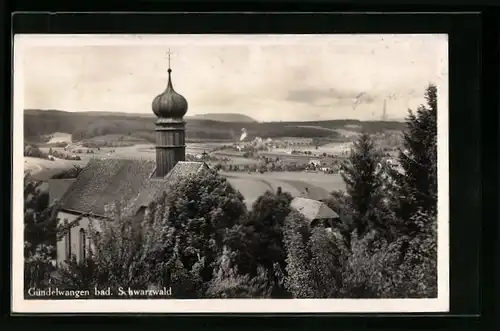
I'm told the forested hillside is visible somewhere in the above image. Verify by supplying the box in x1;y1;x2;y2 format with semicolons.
24;109;405;143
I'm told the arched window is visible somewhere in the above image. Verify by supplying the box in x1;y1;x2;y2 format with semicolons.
79;228;86;262
65;228;72;260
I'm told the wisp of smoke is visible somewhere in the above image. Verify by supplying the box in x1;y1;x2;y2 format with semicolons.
240;128;248;141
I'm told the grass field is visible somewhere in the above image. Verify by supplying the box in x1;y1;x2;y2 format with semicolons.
24;156;86;180
46;132;72;144
221;171;345;208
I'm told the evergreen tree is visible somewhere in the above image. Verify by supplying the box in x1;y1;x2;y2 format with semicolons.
392;84;438;234
341;132;385;237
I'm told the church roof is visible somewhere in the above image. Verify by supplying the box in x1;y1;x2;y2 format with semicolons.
48;178;76;204
58;159;208;217
58;158;156;215
123;161;209;216
290;197;339;222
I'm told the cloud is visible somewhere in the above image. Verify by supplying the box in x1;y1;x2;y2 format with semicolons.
285;88;377;108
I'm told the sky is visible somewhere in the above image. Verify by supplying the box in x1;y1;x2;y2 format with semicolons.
18;34;448;122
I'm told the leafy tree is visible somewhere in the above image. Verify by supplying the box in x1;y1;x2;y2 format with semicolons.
282;210;315;298
24;179;57;291
340;211;437;298
308;227;345;297
206;246;272;298
24;144;49;159
53;170;250;298
147;170;248;297
340;133;386;237
322;190;354;247
55;202;165;296
391;84;438;235
283;210;346;298
243;189;293;297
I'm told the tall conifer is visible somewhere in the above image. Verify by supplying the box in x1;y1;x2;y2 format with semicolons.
392;84;438;234
341;132;384;237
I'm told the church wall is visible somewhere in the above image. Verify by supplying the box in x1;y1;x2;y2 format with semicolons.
56;211;102;266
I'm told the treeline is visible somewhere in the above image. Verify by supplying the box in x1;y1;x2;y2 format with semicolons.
24;85;437;299
24;144;50;160
24;109;405;143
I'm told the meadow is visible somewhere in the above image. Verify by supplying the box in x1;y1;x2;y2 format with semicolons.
221;171;344;208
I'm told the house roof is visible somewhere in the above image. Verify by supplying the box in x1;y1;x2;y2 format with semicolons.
297;185;330;201
47;179;76;204
290;197;339;222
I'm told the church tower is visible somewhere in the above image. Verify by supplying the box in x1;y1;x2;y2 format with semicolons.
151;50;188;177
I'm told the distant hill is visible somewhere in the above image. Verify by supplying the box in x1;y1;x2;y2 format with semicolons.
186;113;258;123
23;109;406;143
24;110;258;122
24;109;155;118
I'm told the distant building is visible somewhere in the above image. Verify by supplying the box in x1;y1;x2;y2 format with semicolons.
308;159;321;167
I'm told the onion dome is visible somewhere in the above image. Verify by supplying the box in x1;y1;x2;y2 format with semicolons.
152;68;188;118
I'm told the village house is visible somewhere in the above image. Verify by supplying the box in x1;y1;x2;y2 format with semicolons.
290;197;340;229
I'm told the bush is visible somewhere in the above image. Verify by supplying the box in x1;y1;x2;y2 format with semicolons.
206;247;272;298
24;144;49;159
54;206;165;295
24;244;56;291
340;213;437;298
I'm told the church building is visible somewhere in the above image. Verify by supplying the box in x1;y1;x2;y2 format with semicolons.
51;55;339;266
53;59;211;266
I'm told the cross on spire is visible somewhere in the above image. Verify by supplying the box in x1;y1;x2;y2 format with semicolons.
166;48;172;70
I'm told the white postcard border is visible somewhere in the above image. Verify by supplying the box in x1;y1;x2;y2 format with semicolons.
12;34;449;313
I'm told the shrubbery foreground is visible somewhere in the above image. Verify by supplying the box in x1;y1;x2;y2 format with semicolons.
24;85;438;299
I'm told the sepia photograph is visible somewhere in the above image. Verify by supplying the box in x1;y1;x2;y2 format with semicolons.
13;34;449;313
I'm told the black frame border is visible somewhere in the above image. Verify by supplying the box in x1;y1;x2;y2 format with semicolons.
3;9;493;331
